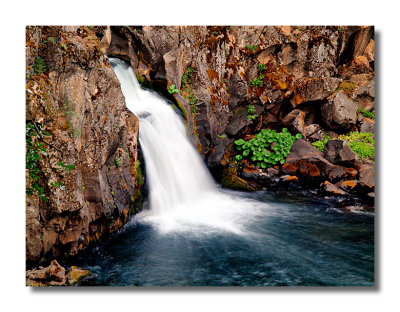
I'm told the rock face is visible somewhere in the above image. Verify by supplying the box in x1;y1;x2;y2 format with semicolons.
107;26;374;172
26;26;143;267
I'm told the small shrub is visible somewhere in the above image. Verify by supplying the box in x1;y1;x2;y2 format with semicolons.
338;131;375;161
168;84;179;94
249;73;264;87
312;133;331;151
245;45;258;51
246;105;258;121
33;56;46;74
257;64;267;72
234;128;301;168
313;131;374;161
358;107;375;120
114;156;121;167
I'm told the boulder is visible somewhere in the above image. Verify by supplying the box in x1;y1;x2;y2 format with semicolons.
358;163;375;189
221;164;260;191
321;90;357;131
26;260;66;286
282;110;305;135
66;266;91;285
320;181;347;196
338;180;358;192
290;77;341;107
282;139;358;183
323;139;357;167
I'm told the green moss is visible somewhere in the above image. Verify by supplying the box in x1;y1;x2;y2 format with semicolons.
336;81;356;97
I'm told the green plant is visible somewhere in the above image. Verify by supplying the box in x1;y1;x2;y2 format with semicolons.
88;26;93;30
257;64;267;72
312;133;331;151
218;134;227;139
358;107;375;120
33;56;46;74
50;180;65;190
250;73;264;87
181;67;193;86
246;105;258;121
126;148;130;160
313;131;374;161
234;128;301;168
245;45;258;51
337;131;375;160
26;123;50;201
47;37;55;44
168;84;179;94
57;161;74;172
114;156;121;167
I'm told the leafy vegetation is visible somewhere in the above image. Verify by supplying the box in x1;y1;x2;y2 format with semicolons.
33;56;47;74
257;64;267;72
250;72;264;87
250;64;267;87
245;45;258;51
234;128;302;169
168;84;179;94
338;131;375;160
313;131;375;161
26;123;75;201
358;107;375;120
181;67;193;85
312;133;331;151
114;156;121;167
246;105;258;121
26;123;50;201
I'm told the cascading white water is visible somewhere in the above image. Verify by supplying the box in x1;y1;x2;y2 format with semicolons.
110;58;268;234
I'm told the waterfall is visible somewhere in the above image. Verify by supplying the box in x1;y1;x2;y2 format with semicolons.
110;58;266;234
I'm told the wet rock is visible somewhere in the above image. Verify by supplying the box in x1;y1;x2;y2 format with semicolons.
26;260;66;286
280;175;299;183
66;266;91;285
320;181;347;196
324;139;357;167
221;164;260;191
321;91;357;131
338;180;358;192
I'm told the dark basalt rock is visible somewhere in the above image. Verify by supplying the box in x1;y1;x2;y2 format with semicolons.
321;91;357;131
324;139;357;167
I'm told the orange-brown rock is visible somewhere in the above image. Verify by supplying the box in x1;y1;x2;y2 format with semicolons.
26;260;66;286
66;266;91;285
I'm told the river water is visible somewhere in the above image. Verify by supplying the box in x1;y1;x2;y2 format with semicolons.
71;58;374;286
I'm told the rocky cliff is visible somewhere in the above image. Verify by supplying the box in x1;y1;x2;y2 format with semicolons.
107;25;374;206
26;26;144;267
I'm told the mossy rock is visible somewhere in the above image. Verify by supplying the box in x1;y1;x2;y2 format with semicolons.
220;164;259;191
